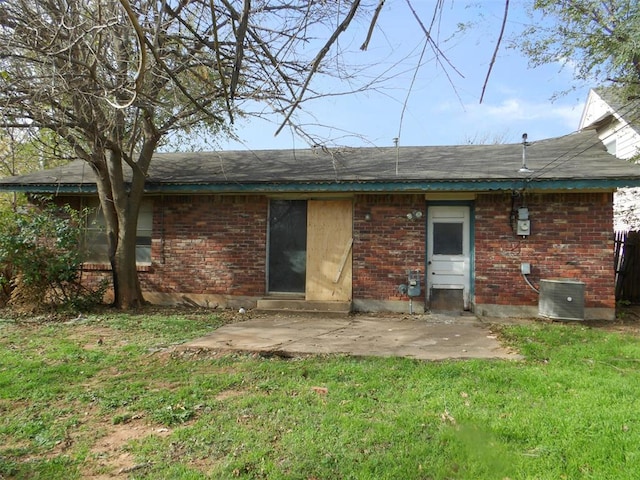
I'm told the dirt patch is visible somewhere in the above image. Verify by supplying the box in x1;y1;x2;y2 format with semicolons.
215;389;246;401
578;305;640;335
81;416;173;479
586;320;640;335
63;325;129;350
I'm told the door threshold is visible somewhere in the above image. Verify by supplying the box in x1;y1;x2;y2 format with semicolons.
257;298;352;315
264;293;305;299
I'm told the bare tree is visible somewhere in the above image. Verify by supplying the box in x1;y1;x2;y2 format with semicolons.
461;131;512;145
0;0;407;308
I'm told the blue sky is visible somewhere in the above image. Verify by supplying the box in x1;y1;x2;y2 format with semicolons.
218;1;591;151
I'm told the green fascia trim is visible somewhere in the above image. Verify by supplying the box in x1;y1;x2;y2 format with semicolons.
141;178;640;192
2;178;639;194
0;185;96;194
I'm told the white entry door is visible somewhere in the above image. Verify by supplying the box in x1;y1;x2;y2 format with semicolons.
427;205;471;309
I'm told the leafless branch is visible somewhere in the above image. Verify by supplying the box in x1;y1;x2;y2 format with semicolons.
209;0;233;122
106;0;146;109
230;0;251;101
360;0;385;51
275;0;362;136
480;0;509;103
404;0;464;79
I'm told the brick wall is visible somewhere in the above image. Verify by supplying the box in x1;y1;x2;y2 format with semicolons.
353;194;426;301
71;190;614;313
474;192;614;309
142;195;268;296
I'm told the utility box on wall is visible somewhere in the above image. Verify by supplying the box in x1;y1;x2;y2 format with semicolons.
516;207;531;236
407;270;421;297
538;279;585;321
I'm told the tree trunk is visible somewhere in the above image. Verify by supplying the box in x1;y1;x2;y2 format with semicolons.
93;146;153;310
110;163;147;309
112;217;144;309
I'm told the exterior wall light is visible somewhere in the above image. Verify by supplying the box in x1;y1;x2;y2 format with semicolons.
406;210;423;221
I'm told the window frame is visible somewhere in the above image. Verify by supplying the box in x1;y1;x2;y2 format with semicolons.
82;198;153;266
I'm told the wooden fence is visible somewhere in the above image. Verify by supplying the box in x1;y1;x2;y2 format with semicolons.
615;231;640;302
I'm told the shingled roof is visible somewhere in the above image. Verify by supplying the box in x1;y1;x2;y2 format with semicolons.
2;130;640;194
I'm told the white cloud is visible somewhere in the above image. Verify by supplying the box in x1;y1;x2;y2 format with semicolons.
419;94;586;146
463;97;578;123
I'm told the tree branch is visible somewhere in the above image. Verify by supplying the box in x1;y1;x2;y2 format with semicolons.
230;0;250;101
480;0;509;103
209;0;233;122
275;0;362;136
360;0;385;51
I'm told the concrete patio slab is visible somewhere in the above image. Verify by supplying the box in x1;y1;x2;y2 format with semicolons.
177;312;523;361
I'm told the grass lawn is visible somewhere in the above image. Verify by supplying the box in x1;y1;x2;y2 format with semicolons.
1;309;639;479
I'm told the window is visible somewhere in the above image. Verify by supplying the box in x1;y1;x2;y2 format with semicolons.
604;138;617;156
83;199;153;264
433;222;463;255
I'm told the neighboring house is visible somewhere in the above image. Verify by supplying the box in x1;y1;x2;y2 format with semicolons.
2;130;640;320
579;87;640;231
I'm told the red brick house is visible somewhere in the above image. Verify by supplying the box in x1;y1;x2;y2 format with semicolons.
3;130;640;320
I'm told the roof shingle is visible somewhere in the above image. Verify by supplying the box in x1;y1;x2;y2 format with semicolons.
2;130;640;193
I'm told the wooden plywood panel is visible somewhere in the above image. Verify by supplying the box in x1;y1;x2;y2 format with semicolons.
306;200;353;301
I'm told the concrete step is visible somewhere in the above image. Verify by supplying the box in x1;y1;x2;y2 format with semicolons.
256;298;352;316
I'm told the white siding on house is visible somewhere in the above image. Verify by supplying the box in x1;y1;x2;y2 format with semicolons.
580;89;640;161
579;90;612;130
580;88;640;231
615;128;640;160
595;123;640;160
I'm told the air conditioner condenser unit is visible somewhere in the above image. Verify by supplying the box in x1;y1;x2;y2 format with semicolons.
538;279;585;321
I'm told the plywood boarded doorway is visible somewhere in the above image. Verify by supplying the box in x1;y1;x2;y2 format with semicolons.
305;200;353;302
